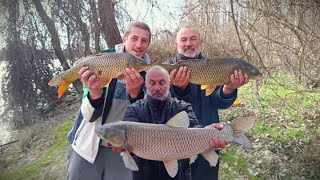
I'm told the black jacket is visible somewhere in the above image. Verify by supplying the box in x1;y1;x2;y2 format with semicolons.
163;53;237;126
123;95;200;180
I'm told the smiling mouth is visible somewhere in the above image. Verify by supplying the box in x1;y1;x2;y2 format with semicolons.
185;49;194;52
134;50;142;53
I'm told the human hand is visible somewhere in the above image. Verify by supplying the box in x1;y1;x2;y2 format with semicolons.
79;67;102;100
223;70;249;94
209;137;229;149
123;68;144;99
107;143;133;153
169;66;191;90
208;123;229;149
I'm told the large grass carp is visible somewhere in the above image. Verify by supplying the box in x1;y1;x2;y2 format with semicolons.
96;111;255;177
161;58;262;96
48;53;148;98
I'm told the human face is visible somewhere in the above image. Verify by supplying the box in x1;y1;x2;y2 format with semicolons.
176;27;202;58
123;27;150;58
146;69;170;100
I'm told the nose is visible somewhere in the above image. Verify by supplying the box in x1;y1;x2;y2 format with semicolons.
136;39;142;48
154;84;160;91
186;39;192;46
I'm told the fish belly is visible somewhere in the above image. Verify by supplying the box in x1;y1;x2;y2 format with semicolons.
127;126;218;161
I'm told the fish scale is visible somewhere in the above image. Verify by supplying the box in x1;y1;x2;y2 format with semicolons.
161;58;262;95
96;112;255;177
123;122;232;161
48;53;148;98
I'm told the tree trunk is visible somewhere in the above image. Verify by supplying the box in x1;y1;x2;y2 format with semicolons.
98;0;122;48
90;0;101;53
32;0;82;94
70;0;91;56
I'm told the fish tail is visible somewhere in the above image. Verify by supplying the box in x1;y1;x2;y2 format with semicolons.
58;80;71;98
230;116;255;148
48;72;71;98
48;72;65;86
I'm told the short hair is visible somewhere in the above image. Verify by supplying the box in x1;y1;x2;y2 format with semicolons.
146;65;170;81
176;25;201;42
123;21;151;43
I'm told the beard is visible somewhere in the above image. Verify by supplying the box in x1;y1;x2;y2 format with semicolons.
147;89;170;100
178;46;201;58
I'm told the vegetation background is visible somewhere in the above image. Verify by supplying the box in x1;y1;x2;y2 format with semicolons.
0;0;319;179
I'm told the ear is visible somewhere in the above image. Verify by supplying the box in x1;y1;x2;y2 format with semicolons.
122;36;127;44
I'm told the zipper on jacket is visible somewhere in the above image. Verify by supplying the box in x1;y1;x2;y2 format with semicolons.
73;120;87;146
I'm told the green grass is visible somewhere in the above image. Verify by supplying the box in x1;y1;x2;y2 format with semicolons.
0;114;74;180
1;70;319;179
220;70;320;179
219;148;257;180
253;121;311;142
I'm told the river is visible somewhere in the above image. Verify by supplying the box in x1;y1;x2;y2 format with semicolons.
0;120;16;145
0;61;16;145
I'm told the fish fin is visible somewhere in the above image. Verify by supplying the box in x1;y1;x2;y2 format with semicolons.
201;149;219;167
120;150;139;171
232;134;251;148
230;116;255;148
58;80;71;98
200;85;208;90
231;116;255;135
163;160;178;178
165;111;189;128
190;155;198;164
200;84;217;96
205;84;217;96
100;78;112;87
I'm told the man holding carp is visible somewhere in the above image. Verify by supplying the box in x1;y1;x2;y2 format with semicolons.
61;22;259;180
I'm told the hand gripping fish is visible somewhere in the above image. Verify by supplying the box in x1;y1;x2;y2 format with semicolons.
161;58;263;96
95;111;255;178
48;53;149;98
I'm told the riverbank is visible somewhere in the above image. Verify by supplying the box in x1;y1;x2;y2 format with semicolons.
0;96;79;180
0;78;319;179
0;112;77;179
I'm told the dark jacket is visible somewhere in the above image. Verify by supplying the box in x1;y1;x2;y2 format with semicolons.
68;47;146;143
163;53;237;126
123;95;200;180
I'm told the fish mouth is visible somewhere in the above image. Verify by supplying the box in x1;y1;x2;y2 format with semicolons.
254;75;264;81
144;65;150;71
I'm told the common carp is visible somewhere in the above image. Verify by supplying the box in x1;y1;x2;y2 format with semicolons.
95;111;255;177
161;58;262;96
48;53;149;98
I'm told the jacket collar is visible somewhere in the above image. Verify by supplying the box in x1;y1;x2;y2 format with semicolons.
146;95;171;110
176;53;205;61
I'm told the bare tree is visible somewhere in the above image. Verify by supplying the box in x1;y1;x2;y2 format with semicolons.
3;0;57;126
98;0;122;47
90;0;101;53
31;0;82;93
69;0;91;56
